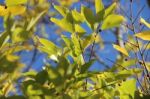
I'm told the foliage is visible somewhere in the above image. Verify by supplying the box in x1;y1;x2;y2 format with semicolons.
0;0;150;99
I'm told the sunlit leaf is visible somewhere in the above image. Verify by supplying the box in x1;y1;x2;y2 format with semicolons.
121;59;136;67
6;0;27;6
104;2;117;18
140;17;150;28
0;5;26;16
101;14;125;30
22;70;37;78
134;31;150;41
6;54;19;62
50;17;74;33
113;44;129;56
0;6;9;16
72;9;84;23
95;0;105;22
38;37;60;55
95;0;104;15
54;5;68;17
75;24;86;35
117;79;136;99
71;33;82;56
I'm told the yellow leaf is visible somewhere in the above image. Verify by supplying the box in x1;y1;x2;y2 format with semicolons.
140;17;150;28
6;0;27;6
6;54;19;62
134;31;150;41
0;5;26;16
113;44;129;56
8;5;26;15
0;5;9;16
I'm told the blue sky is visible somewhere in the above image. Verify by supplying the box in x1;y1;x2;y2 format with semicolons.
0;0;149;71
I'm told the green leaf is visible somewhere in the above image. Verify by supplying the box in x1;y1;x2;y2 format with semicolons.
62;35;74;48
22;70;37;78
54;5;68;17
134;31;150;41
140;17;150;28
76;72;98;81
104;2;117;18
0;32;8;47
95;0;105;22
23;80;55;96
12;27;30;42
80;60;95;73
35;70;48;85
50;17;74;33
101;14;125;30
115;68;143;80
6;96;26;99
113;44;129;56
6;0;27;6
81;6;95;30
47;66;64;86
57;56;70;77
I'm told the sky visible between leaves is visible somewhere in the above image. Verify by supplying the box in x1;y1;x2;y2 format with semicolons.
0;0;149;71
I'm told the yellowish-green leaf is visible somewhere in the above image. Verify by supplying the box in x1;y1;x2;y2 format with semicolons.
117;79;136;99
0;32;8;47
72;10;84;23
54;5;68;17
104;2;117;18
134;31;150;41
101;14;125;30
140;17;150;28
95;0;104;22
38;38;60;55
113;44;129;56
50;18;74;33
27;10;46;31
75;24;85;35
71;33;82;56
95;0;104;14
6;54;19;62
6;0;27;6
